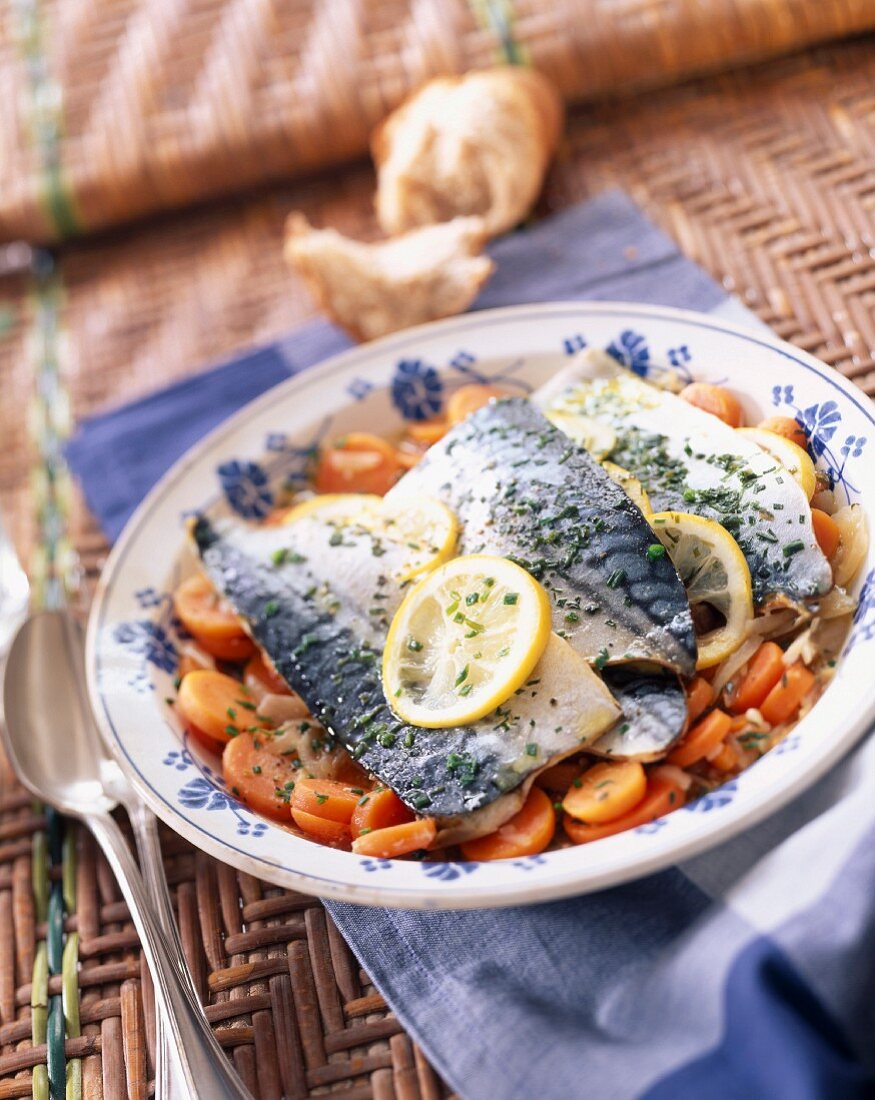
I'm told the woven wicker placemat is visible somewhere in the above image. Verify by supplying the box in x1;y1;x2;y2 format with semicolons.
0;34;874;1099
1;0;874;242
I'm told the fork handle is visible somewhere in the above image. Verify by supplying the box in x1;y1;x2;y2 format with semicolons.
85;810;252;1100
127;801;196;1098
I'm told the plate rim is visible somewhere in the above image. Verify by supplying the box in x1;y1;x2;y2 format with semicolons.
85;300;875;908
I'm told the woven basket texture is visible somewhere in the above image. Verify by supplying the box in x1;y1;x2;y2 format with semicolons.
0;32;873;1100
1;0;874;242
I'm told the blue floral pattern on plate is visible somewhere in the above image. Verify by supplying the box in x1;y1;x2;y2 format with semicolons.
391;359;444;420
770;384;865;503
217;459;274;518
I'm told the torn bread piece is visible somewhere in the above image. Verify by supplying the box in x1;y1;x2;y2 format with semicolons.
373;67;563;238
284;213;494;342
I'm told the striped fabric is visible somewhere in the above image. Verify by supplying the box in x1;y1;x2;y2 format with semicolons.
66;192;875;1099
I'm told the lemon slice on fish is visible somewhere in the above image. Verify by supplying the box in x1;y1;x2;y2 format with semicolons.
284;492;457;582
383;555;552;728
737;427;816;500
283;493;381;525
649;512;753;669
601;461;652;516
546;409;616;459
379;495;459;581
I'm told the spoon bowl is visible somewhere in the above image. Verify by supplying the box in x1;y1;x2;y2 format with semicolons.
3;611;116;815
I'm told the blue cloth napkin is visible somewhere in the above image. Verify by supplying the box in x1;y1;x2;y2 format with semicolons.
67;191;875;1100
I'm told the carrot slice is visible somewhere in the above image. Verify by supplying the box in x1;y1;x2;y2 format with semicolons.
176;670;257;744
177;651;213;678
710;742;739;772
811;508;840;560
185;723;227;755
395;448;423;469
760;663;815;725
757;416;808;449
563;773;684;844
291;779;360;824
352;818;437;858
679;383;744;428
314;432;403;496
446;385;506;425
244;652;292;697
563;760;647;824
223;731;299;821
350;788;413;839
729;642;785;714
407;418;449;445
666;709;732;768
686;676;714;724
291;807;351;845
174;574;254;661
459;787;555;862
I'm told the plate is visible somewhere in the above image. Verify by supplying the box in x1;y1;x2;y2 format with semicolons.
86;303;875;909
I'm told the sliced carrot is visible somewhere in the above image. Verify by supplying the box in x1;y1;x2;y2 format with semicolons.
535;762;581;792
291;807;351;845
563;773;684;844
406;418;449;445
177;651;213;678
395;448;423;469
223;730;299;821
760;663;815;725
291;778;360;824
811;508;840;560
446;385;506;425
757;416;808;449
350;787;413;839
244;652;292;697
177;670;257;744
314;432;403;496
686;676;714;724
459;787;555;862
174;574;254;661
185;723;227;755
666;708;732;768
352;818;437;858
729;642;785;714
679;383;744;428
709;742;739;772
563;760;647;824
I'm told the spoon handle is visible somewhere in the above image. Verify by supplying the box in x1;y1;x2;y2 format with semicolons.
86;810;252;1100
127;801;195;1099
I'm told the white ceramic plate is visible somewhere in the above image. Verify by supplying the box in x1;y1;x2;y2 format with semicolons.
86;302;875;909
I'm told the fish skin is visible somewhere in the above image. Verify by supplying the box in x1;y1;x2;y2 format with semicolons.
538;353;832;606
192;515;619;822
387;398;697;678
592;668;688;762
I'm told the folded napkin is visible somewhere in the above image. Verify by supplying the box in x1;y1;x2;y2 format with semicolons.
67;192;875;1100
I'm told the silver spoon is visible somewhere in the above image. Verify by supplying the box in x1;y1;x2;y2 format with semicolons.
2;610;252;1100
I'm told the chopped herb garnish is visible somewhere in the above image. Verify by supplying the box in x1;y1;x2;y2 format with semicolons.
646;543;666;561
503;592;519;605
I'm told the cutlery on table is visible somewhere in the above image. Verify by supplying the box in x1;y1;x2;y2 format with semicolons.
3;610;253;1099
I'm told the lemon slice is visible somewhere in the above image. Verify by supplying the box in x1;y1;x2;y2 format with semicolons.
383;555;552;728
546;409;616;459
737;427;816;500
282;493;381;525
601;461;652;516
284;492;457;582
649;511;753;669
379;495;459;581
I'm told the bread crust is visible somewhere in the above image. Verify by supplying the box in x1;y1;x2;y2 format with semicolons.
372;67;564;237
